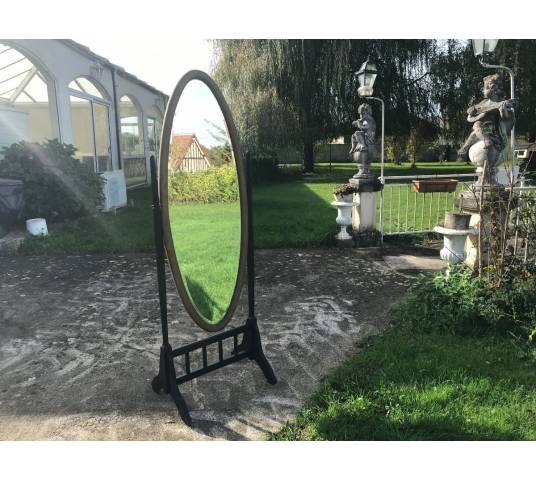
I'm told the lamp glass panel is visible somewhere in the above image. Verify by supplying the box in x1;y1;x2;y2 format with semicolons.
484;39;499;53
472;39;485;56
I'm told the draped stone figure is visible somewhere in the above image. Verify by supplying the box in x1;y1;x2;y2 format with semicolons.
458;74;517;187
350;103;377;179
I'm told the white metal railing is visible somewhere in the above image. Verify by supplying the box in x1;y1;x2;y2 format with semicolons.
377;173;535;264
379;173;477;236
123;155;147;187
512;183;536;263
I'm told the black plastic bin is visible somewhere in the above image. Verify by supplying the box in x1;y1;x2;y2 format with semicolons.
0;178;24;226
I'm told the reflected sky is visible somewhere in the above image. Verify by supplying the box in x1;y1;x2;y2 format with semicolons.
173;79;227;148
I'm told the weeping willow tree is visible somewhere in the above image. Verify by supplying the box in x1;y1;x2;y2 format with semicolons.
212;40;299;174
213;39;439;172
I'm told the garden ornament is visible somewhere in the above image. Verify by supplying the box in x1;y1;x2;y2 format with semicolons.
350;103;377;179
458;74;517;187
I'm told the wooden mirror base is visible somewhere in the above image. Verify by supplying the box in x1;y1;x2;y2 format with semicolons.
149;157;276;426
151;316;277;426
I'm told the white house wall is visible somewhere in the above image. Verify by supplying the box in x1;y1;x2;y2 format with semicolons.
5;40;166;185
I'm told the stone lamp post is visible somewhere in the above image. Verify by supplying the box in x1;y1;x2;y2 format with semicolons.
349;59;384;246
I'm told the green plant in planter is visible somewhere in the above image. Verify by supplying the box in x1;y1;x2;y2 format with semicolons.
0;139;104;222
333;183;358;197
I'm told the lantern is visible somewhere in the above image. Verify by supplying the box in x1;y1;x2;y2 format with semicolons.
471;39;499;58
357;60;377;97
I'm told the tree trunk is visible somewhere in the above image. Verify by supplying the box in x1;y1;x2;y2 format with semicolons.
528;127;536;143
303;142;315;172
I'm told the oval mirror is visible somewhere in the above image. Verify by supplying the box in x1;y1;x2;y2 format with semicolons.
159;70;247;332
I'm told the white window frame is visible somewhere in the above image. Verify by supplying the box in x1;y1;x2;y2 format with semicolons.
68;85;113;173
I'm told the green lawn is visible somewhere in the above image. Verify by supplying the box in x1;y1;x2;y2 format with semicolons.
18;161;475;254
19;188;154;255
254;161;474;247
169;202;240;322
270;329;536;440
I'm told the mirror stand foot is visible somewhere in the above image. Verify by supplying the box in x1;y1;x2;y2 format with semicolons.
169;382;192;427
244;317;277;385
152;344;192;426
253;350;277;385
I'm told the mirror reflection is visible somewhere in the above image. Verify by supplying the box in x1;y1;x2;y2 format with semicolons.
167;79;241;324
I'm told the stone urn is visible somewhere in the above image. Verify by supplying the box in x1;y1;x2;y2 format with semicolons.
433;212;476;265
332;192;359;241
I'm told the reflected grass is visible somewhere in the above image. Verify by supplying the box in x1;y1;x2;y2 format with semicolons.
168;201;241;323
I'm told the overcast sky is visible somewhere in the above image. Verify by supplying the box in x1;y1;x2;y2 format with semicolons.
75;37;214;95
73;37;226;146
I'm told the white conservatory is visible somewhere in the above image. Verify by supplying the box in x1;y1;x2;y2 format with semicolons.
0;39;167;198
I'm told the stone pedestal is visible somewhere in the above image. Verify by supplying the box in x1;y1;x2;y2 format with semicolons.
349;176;383;246
463;213;481;270
434;213;475;266
352;191;376;231
454;186;510;271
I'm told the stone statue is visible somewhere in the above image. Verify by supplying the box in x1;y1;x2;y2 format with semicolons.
350;103;377;179
458;74;516;187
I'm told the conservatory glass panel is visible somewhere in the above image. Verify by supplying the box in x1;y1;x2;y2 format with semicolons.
147;117;156;154
68;77;104;99
21;75;48;102
70;95;95;169
0;42;56;150
93;102;111;172
120;95;145;186
119;96;144;155
68;80;83;93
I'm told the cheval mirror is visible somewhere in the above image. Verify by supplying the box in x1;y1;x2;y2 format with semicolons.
150;70;276;426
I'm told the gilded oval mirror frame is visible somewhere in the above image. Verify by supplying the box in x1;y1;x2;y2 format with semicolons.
158;70;248;332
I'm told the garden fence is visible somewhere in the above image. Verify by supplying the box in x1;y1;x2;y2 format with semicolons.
123;155;147;187
511;182;536;264
378;173;476;236
378;174;536;264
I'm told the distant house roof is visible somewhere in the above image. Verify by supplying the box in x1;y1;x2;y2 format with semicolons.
169;133;211;170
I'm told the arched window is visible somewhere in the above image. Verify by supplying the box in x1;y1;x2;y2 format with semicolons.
119;95;146;186
69;76;112;173
0;43;58;151
69;77;105;99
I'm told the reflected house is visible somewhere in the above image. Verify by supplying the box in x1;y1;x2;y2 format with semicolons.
169;133;212;173
0;39;167;199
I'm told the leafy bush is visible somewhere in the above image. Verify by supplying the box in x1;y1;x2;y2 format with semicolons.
168;165;238;203
480;267;536;338
392;267;486;335
0;140;104;222
392;264;536;339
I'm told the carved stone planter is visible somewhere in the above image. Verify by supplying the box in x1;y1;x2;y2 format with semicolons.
332;193;359;241
434;213;475;265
